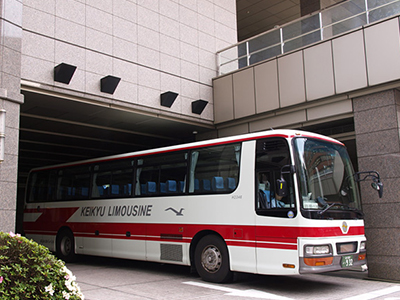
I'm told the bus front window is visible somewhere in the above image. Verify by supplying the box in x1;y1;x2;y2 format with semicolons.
294;138;362;220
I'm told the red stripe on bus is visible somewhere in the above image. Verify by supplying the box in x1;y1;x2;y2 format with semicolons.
24;218;364;242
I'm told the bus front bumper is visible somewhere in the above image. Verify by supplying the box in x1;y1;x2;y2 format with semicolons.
299;253;367;274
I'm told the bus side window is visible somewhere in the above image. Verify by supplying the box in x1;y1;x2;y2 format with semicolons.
139;165;159;196
92;160;134;199
27;171;49;203
56;166;90;201
136;151;188;197
189;143;240;194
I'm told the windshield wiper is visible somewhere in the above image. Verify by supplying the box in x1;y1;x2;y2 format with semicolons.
318;202;364;217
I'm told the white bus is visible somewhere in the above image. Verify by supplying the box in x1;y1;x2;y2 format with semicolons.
23;129;382;283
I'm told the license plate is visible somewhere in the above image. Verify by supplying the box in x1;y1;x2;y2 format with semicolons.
341;255;354;268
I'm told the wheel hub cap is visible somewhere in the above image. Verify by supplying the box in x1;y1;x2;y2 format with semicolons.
201;245;221;273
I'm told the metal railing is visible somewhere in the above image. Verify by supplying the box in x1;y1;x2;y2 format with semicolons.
217;0;400;75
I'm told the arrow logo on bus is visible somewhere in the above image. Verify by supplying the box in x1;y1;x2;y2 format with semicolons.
165;207;184;216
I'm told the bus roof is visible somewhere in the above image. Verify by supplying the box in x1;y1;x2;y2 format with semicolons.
29;129;343;172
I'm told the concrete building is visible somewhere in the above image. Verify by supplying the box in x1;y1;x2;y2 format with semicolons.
0;0;399;281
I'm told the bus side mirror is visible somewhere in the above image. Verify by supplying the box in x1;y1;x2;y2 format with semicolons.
355;171;383;198
371;181;383;198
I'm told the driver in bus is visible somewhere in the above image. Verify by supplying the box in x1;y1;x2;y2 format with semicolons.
258;173;285;209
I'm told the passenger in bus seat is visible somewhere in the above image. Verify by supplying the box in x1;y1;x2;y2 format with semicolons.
259;189;271;209
258;173;285;209
258;173;271;209
270;193;285;208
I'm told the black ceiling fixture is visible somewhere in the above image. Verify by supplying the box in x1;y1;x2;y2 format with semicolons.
54;63;77;84
191;99;208;114
160;91;179;107
101;75;121;94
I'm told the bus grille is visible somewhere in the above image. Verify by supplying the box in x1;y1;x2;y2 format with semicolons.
160;244;183;262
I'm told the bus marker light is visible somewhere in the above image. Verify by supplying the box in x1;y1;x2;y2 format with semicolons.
283;264;295;269
358;254;366;261
304;257;333;266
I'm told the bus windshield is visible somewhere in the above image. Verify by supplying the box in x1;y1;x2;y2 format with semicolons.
293;137;362;220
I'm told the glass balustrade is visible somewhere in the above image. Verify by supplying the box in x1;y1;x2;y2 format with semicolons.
217;0;400;75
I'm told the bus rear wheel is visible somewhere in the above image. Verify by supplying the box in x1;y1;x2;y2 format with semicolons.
56;229;77;262
194;235;233;283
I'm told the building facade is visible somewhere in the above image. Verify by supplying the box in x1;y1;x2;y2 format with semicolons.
0;0;237;231
0;0;399;281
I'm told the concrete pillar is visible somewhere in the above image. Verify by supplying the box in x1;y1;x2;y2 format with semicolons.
353;89;400;281
0;0;24;232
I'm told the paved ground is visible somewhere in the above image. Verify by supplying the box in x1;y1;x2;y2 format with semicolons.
67;256;400;300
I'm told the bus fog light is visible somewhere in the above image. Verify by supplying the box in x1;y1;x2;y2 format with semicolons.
360;241;366;251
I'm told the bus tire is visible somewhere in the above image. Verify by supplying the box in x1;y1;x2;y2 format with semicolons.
56;229;77;262
194;235;233;283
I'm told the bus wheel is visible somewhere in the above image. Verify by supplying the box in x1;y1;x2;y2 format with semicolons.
194;235;233;283
56;229;77;262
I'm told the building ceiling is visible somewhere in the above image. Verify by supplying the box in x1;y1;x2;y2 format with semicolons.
19;90;214;182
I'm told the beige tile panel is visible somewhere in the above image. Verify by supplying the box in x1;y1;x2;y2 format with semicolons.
364;18;400;86
307;99;352;121
332;30;367;94
233;68;256;119
277;51;306;108
249;110;307;132
254;59;279;113
213;75;234;123
218;123;249;137
303;41;335;101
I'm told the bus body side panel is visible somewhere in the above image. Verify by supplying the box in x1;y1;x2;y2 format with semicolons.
227;140;257;274
68;200;149;260
112;239;147;261
23;202;59;252
143;141;258;272
256;248;299;275
82;237;111;257
255;221;300;275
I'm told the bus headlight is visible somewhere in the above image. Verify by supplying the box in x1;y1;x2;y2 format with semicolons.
305;245;332;256
304;244;333;266
360;241;366;251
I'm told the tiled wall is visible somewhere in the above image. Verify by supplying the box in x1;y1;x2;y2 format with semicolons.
0;0;24;232
21;0;237;120
354;89;400;281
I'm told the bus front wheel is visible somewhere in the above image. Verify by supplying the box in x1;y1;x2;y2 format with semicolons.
194;235;233;283
56;229;77;262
